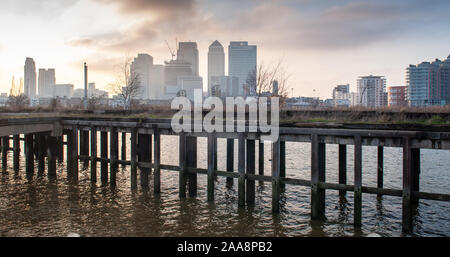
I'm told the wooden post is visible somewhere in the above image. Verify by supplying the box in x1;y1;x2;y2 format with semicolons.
272;138;281;213
138;134;151;188
207;133;216;202
411;148;420;206
377;146;384;190
47;136;57;179
25;134;34;178
153;128;161;194
354;135;362;227
311;134;326;220
238;133;246;207
280;141;286;191
130;128;138;190
338;144;347;196
100;131;108;185
67;131;74;179
402;137;413;233
246;139;255;206
13;135;20;171
71;126;79;182
258;140;264;176
57;136;64;162
179;132;187;198
226;138;234;187
121;132;127;161
186;136;197;197
80;130;89;167
2;136;9;169
37;133;46;176
110;127;118;187
90;127;97;183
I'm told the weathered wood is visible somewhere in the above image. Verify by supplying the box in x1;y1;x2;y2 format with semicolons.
25;134;34;178
226;138;234;187
138;133;151;188
412;148;420;206
47;136;57;178
80;130;89;167
271;138;281;213
57;136;64;162
71;126;79;182
100;131;108;185
37;133;46;176
354;135;362;227
121;132;127;161
246;139;256;206
402;137;413;232
13;135;20;171
377;146;384;190
280;141;286;191
207;133;216;202
67;131;74;179
153;128;161;194
258;140;264;176
238;133;246;207
2;136;9;169
311;134;326;220
130;128;138;190
186;136;197;197
90;127;97;183
110;127;118;187
179;132;187;198
338;144;347;196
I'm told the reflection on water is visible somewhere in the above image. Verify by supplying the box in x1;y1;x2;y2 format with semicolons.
0;135;449;237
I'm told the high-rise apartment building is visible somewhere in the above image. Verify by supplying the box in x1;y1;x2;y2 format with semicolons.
228;41;257;96
388;86;407;107
38;68;56;97
208;40;225;95
407;55;450;106
24;57;36;98
130;53;153;99
356;75;387;107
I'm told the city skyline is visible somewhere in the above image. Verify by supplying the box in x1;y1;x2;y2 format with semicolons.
0;0;449;98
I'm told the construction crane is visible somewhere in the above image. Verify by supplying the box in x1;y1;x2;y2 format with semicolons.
165;40;175;61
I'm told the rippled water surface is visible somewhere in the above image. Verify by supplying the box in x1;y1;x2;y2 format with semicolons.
0;135;449;237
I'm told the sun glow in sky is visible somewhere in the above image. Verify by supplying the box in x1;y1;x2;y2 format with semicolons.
0;0;449;98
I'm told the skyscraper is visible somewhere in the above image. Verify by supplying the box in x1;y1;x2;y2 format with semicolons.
38;68;56;97
130;53;153;99
24;57;36;98
177;42;199;76
407;55;450;106
356;75;387;107
228;41;257;96
208;40;225;95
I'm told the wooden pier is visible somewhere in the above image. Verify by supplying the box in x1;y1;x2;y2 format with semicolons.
1;116;450;233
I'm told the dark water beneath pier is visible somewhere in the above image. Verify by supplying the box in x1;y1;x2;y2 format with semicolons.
0;135;449;237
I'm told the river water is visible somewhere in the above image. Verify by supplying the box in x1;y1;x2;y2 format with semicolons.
0;135;449;237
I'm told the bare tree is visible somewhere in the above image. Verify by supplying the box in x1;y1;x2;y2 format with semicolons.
108;56;141;110
7;94;30;109
246;59;290;100
87;93;108;111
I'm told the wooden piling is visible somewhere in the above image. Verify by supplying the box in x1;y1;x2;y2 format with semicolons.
280;141;286;191
110;127;118;187
2;136;9;169
226;138;234;187
412;148;420;206
153;128;161;194
179;132;187;198
246;139;255;206
13;135;20;171
186;136;197;197
377;146;384;190
71;126;79;182
311;134;326;220
354;135;362;227
338;144;347;196
258;140;264;176
238;133;246;207
80;130;89;167
271;138;281;213
138;134;151;188
47;136;57;178
25;134;34;178
37;134;46;176
121;132;127;161
90;127;97;183
67;131;74;179
130;128;138;190
402;136;413;232
57;136;64;162
207;133;216;202
100;131;108;185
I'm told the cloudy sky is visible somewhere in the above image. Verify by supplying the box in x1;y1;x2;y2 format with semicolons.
0;0;449;98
